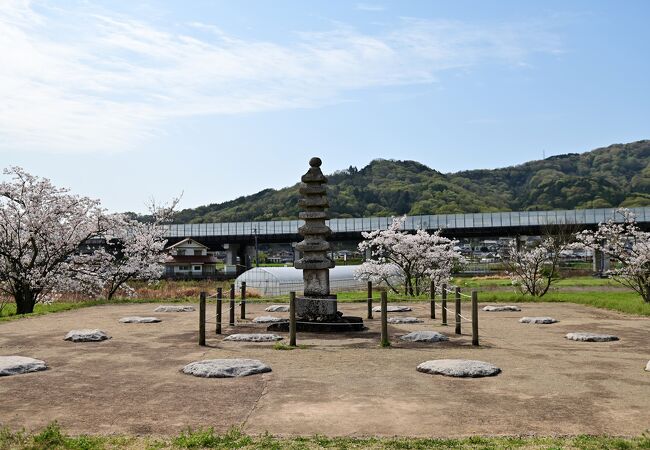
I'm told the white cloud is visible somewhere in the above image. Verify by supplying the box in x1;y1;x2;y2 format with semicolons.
0;1;562;153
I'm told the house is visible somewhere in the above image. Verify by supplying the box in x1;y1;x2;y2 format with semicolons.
164;238;218;278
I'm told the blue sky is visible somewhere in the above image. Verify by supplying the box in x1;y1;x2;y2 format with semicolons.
1;0;648;213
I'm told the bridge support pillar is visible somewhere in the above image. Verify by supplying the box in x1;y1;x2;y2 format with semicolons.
236;246;249;273
292;243;302;265
244;245;256;268
516;235;526;252
223;243;239;266
593;249;610;277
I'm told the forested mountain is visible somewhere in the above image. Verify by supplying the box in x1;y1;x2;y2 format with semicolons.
173;140;650;223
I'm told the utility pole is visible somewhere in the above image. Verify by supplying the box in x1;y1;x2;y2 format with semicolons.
254;228;259;268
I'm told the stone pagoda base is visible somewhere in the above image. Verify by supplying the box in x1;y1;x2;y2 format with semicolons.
268;297;365;332
267;314;365;333
295;296;338;322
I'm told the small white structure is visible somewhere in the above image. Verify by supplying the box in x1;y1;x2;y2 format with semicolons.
235;266;368;297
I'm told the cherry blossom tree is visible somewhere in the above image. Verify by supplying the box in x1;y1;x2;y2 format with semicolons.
1;167;179;312
354;216;462;296
503;225;578;297
577;209;650;303
0;167;107;314
503;239;556;297
56;194;180;301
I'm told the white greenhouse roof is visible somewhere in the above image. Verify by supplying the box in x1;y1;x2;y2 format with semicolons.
236;265;362;283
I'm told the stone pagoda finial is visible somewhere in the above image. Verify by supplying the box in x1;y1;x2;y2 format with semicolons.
295;157;335;298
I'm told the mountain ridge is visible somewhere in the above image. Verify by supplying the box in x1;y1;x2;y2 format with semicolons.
172;140;650;223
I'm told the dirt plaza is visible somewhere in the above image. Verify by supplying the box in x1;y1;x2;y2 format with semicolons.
0;300;648;438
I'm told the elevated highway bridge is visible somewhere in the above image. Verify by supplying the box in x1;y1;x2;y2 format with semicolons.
162;207;650;265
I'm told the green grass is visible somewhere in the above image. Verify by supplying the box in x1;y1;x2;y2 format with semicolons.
0;297;196;322
455;276;621;289
477;291;650;316
1;424;649;449
339;288;649;316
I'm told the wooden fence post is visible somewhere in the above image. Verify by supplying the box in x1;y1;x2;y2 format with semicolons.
472;290;479;346
380;291;390;347
199;291;206;346
430;279;436;319
240;281;246;320
216;287;222;334
455;287;461;335
367;281;373;319
289;291;297;347
229;283;235;326
441;283;448;326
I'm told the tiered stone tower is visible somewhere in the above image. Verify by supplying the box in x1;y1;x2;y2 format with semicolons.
269;157;364;332
294;157;337;321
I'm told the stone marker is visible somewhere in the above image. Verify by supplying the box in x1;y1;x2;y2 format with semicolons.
565;332;619;342
154;305;195;313
223;334;283;342
400;331;449;342
387;317;423;324
372;305;412;312
645;361;650;372
519;316;558;324
0;356;47;376
181;359;271;378
64;329;111;342
417;359;501;378
265;305;289;312
252;316;288;323
483;305;521;312
119;316;161;323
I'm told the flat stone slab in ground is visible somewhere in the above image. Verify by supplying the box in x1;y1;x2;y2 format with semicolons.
265;305;289;312
372;305;412;312
181;359;271;378
252;316;288;323
400;331;448;342
223;334;283;342
64;329;111;342
483;305;521;312
519;316;558;324
646;361;650;372
417;359;501;378
0;356;47;376
119;316;162;323
565;332;619;342
387;317;423;324
154;305;195;313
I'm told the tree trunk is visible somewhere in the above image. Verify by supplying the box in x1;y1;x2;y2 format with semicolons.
107;283;120;301
14;289;38;315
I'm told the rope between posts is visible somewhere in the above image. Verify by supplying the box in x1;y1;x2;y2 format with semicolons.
442;287;473;298
458;313;472;322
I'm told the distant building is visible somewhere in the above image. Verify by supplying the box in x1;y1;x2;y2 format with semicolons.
164;238;218;278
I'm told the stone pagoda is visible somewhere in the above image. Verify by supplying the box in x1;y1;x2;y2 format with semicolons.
294;157;337;321
268;157;363;332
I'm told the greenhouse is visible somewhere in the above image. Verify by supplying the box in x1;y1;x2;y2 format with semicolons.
234;266;368;297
